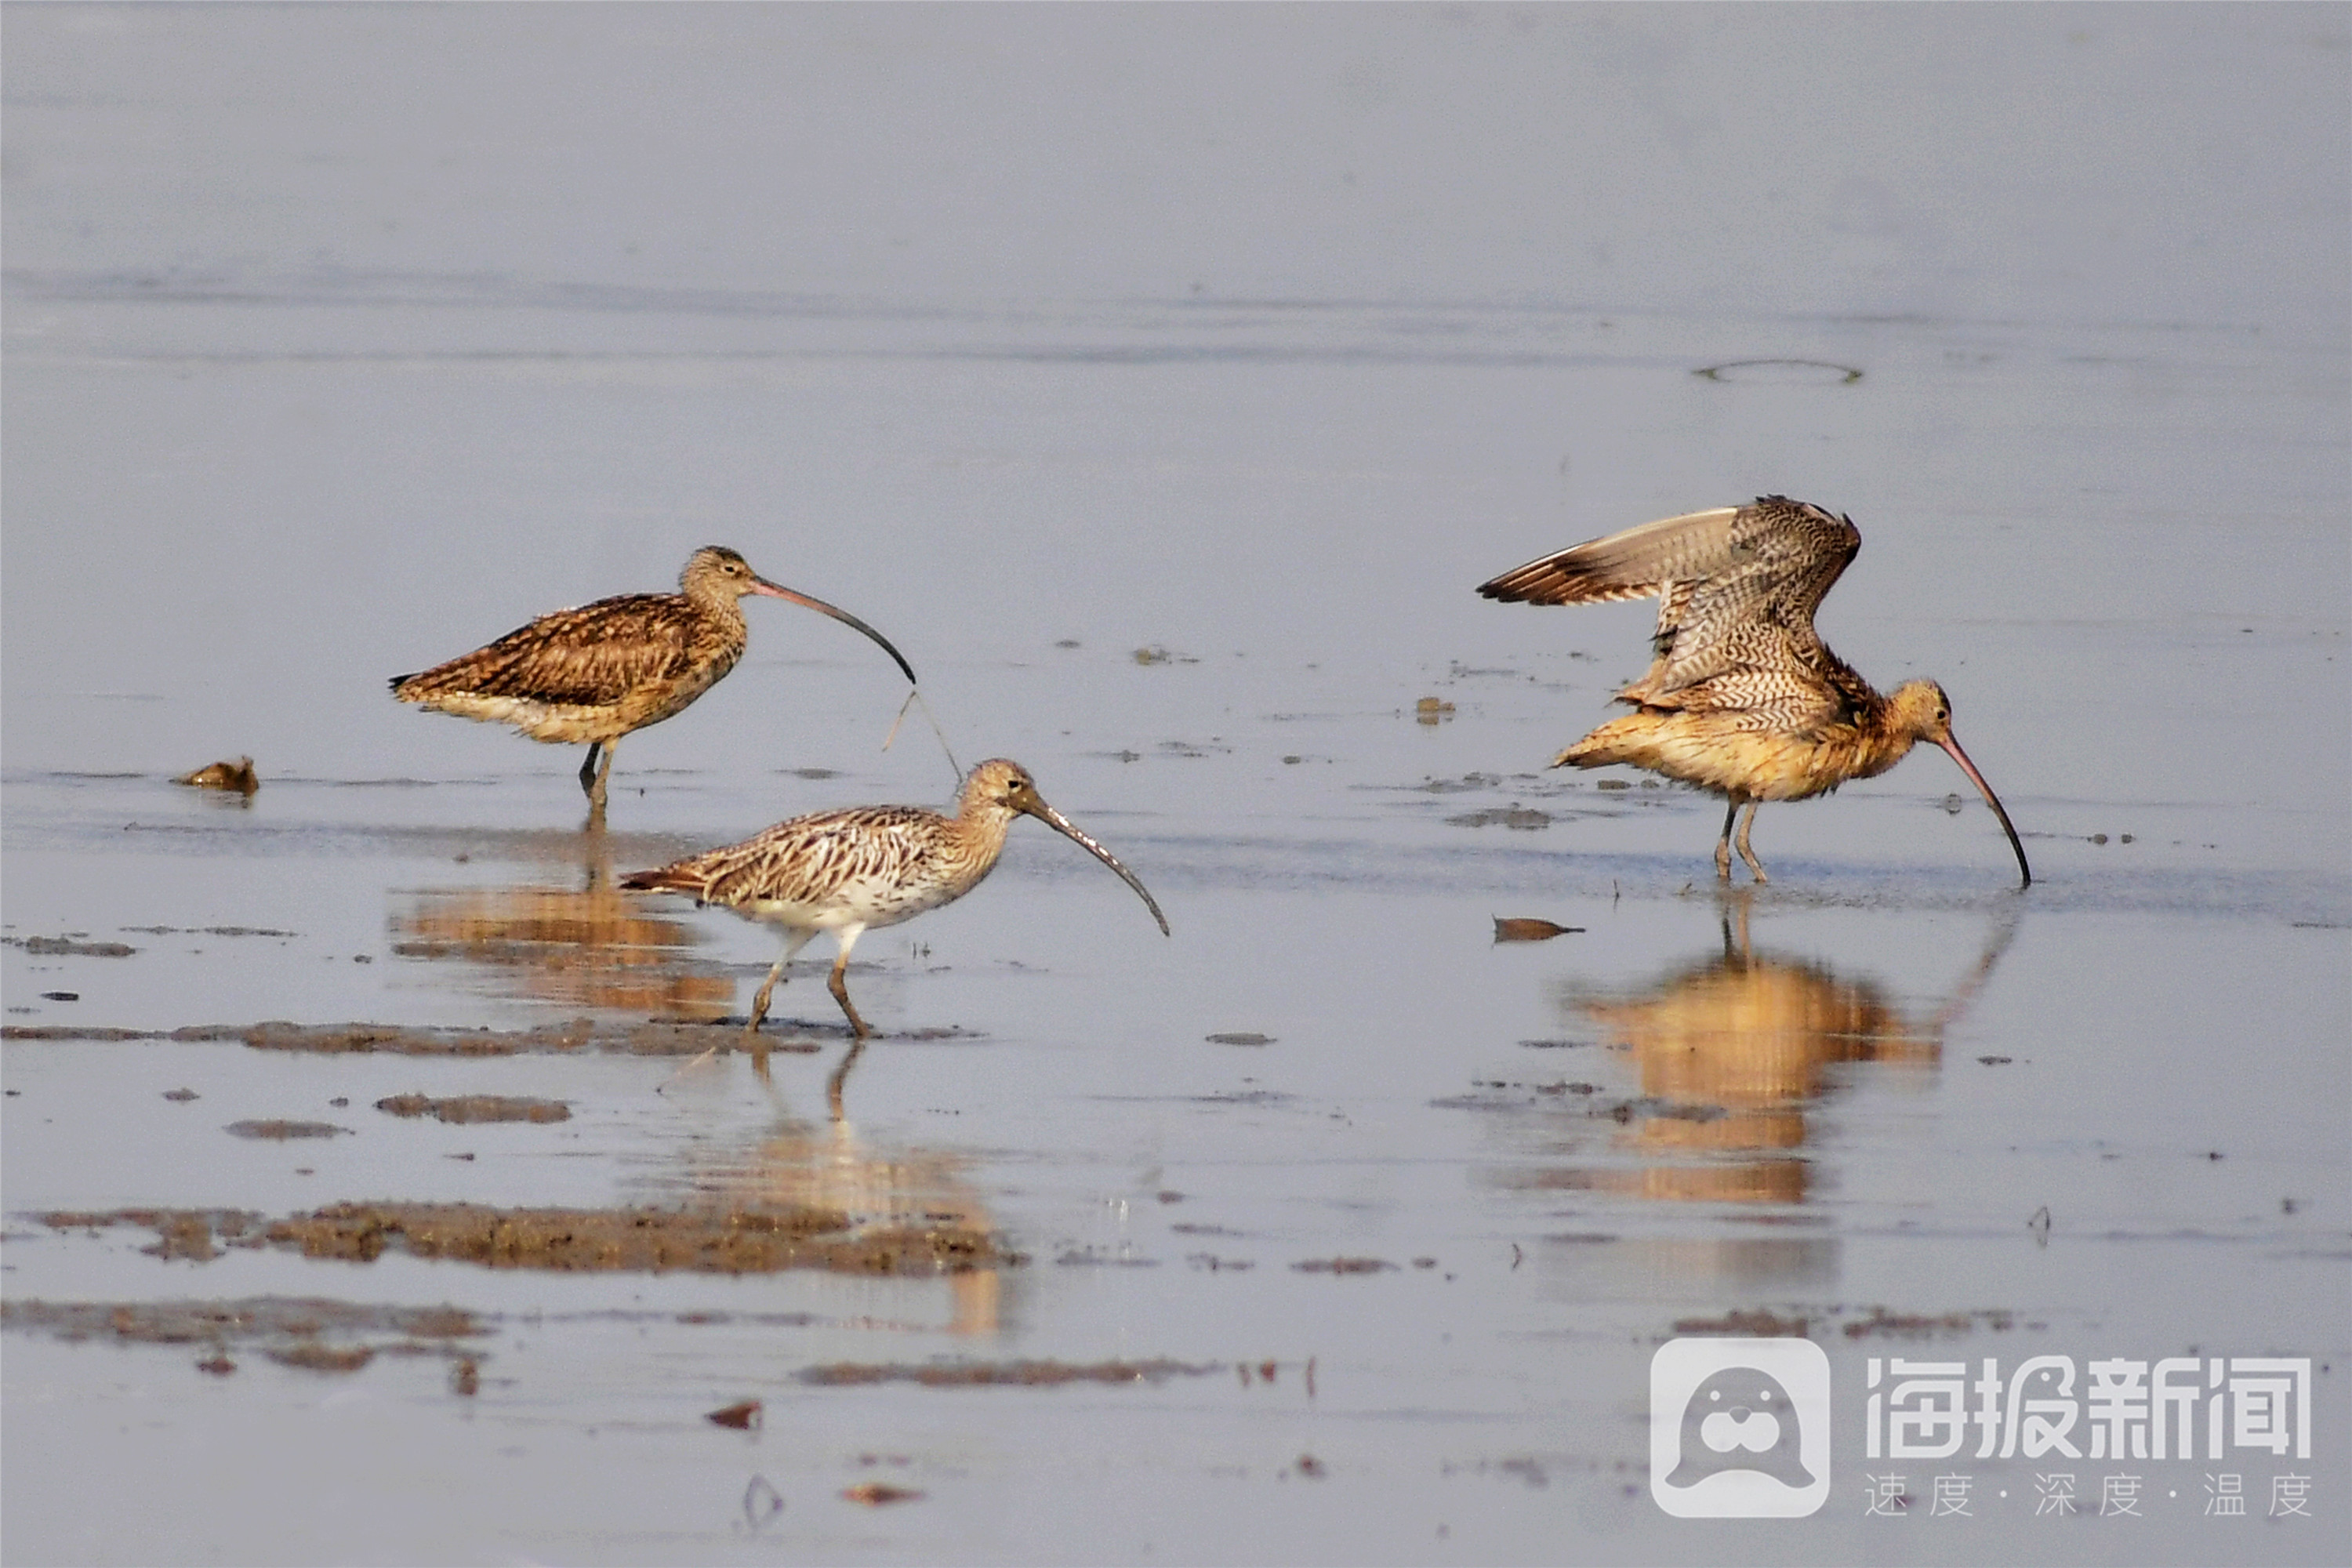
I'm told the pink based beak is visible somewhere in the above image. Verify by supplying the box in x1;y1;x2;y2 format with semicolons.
748;578;917;687
1936;732;2031;889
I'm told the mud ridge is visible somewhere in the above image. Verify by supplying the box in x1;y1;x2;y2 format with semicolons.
801;1357;1219;1388
3;1018;977;1055
42;1203;1011;1276
374;1094;571;1124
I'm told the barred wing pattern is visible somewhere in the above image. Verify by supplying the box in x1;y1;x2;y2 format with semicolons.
1478;496;1866;731
630;807;972;924
393;593;717;710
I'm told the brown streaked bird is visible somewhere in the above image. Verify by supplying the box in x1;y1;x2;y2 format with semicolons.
1479;495;2030;887
622;758;1170;1040
391;546;916;814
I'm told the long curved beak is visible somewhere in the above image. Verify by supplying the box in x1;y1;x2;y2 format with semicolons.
1936;731;2032;890
747;578;918;687
1017;797;1172;935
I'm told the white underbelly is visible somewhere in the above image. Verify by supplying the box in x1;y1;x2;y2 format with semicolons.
742;873;962;933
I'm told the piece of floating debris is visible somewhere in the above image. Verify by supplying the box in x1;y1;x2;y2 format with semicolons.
175;757;259;794
1693;358;1864;384
373;1094;571;1124
1675;1308;1811;1338
1415;696;1455;724
270;1343;374;1374
1493;917;1584;942
1448;806;1551;829
5;936;135;958
1290;1257;1396;1274
842;1483;924;1507
224;1120;350;1140
706;1399;763;1430
1205;1031;1273;1047
1839;1305;2015;1339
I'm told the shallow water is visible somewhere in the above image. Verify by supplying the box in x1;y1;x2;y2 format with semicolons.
5;7;2347;1565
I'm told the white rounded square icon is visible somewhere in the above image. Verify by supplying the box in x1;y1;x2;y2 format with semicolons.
1651;1338;1831;1517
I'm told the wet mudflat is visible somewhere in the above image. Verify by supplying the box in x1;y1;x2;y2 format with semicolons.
5;7;2347;1566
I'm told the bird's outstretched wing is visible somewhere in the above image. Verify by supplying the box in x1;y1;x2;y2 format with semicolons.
394;593;702;708
1479;496;1861;713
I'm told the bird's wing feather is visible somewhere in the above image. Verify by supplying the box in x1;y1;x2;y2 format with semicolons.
1482;498;1860;706
1645;500;1857;695
628;808;946;909
1476;506;1744;606
401;593;702;707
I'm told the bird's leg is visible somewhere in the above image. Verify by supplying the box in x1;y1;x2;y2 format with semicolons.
747;930;818;1036
1733;800;1769;884
1715;797;1742;881
587;740;619;811
579;742;604;800
826;925;872;1039
827;956;871;1038
747;967;780;1034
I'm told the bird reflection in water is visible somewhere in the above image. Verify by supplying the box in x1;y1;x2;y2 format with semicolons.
387;826;736;1016
681;1091;1008;1337
1514;892;2016;1206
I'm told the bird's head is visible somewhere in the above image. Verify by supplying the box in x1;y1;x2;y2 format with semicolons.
960;759;1171;935
961;757;1039;815
1886;680;1956;744
682;546;768;597
682;546;917;684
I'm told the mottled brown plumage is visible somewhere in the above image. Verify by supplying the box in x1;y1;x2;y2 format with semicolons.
622;759;1169;1039
1479;497;2029;886
391;546;916;815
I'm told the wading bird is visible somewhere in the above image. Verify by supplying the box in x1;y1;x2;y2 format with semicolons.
622;759;1170;1040
391;546;916;815
1478;496;2030;886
